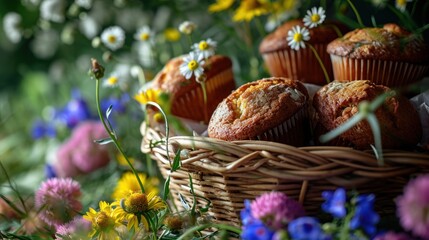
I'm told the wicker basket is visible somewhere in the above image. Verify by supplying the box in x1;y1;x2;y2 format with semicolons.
140;122;429;226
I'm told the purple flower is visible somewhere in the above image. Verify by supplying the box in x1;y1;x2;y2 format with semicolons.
31;119;56;139
35;178;82;228
55;121;110;177
100;93;129;114
322;188;346;218
349;194;379;236
250;192;305;229
45;164;57;179
374;231;412;240
288;217;329;240
241;219;275;240
55;216;91;239
397;175;429;239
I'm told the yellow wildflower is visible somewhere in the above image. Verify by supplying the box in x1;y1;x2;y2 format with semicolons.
83;201;121;240
111;172;159;201
164;28;181;42
112;191;166;231
134;88;161;105
209;0;234;12
233;0;270;22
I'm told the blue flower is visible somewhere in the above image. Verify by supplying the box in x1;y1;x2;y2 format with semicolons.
241;199;257;226
322;188;346;218
288;217;330;240
349;194;380;236
44;164;57;179
31;119;56;139
241;219;275;240
55;91;92;129
100;93;129;115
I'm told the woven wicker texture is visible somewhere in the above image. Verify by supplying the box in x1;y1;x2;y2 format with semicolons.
141;123;429;226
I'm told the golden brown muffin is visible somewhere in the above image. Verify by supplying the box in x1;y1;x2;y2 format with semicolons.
327;24;429;88
259;19;347;85
208;77;309;145
313;80;422;149
151;55;235;124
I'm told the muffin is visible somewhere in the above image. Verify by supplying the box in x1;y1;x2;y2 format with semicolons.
313;80;422;149
259;19;347;85
151;55;235;124
208;77;309;145
327;23;429;88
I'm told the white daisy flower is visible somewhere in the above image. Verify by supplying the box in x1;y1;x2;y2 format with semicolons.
40;0;66;23
103;73;121;88
303;7;326;29
179;21;197;35
192;38;217;59
135;42;155;67
396;0;412;12
3;12;22;43
180;52;205;80
78;14;99;39
134;25;154;43
100;26;125;51
287;26;310;51
75;0;92;9
102;64;131;89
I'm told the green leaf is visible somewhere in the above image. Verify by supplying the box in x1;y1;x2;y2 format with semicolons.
172;149;182;172
163;176;171;201
94;138;113;145
106;104;113;120
178;193;191;211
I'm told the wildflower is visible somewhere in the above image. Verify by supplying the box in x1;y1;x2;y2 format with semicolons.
55;216;91;240
349;194;380;236
208;0;234;12
134;25;154;43
397;175;429;239
178;21;197;35
374;231;411;240
164;214;184;233
55;121;110;177
303;7;326;28
288;217;328;240
31;119;56;139
112;191;166;231
179;52;205;80
250;192;305;229
396;0;412;12
35;178;82;228
241;200;257;226
287;25;310;51
79;15;100;39
75;0;92;9
3;12;22;43
100;94;129;114
103;72;123;88
134;88;162;105
90;58;105;79
45;164;57;179
55;90;92;129
241;219;275;240
233;0;270;22
111;172;160;201
322;188;346;218
83;201;121;239
101;26;125;51
192;39;217;59
40;0;66;23
164;28;180;42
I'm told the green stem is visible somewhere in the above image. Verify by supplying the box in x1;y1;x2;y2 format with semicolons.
200;81;208;123
146;102;171;167
367;114;384;165
320;113;365;143
254;17;266;37
307;43;331;84
95;79;145;193
177;224;242;240
346;0;364;28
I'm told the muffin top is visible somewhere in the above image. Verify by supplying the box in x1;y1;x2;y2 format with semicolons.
208;77;308;141
151;55;232;97
313;80;422;149
259;19;346;53
327;23;429;63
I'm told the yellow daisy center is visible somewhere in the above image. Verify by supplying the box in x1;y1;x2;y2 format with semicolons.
293;33;303;42
124;193;148;213
95;212;112;228
199;41;208;50
107;76;118;85
107;35;117;43
140;33;150;41
311;14;320;23
396;0;406;6
188;60;199;71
